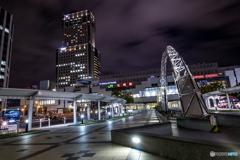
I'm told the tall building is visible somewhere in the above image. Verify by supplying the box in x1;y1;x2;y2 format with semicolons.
0;7;14;109
56;10;101;90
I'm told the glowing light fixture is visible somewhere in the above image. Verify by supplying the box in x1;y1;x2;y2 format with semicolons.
132;137;140;143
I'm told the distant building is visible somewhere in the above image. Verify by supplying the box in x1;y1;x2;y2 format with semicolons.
40;80;55;91
218;65;240;87
0;7;14;109
56;10;101;90
97;62;219;90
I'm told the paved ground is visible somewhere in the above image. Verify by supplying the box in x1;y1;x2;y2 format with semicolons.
0;110;169;160
209;111;240;116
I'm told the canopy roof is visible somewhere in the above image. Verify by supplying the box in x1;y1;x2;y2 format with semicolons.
123;103;144;106
0;88;126;103
202;86;240;98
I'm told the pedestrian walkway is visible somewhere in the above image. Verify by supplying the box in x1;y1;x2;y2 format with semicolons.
0;110;169;160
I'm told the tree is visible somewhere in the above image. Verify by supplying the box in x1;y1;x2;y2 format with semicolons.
111;90;134;103
199;81;224;94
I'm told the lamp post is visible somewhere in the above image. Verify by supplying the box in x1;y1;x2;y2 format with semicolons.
81;114;84;124
25;119;29;133
108;112;111;119
21;108;24;119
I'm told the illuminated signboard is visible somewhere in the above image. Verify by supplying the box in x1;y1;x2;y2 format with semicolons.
205;74;218;78
116;82;133;87
194;74;218;79
108;84;113;88
99;81;116;85
194;75;204;79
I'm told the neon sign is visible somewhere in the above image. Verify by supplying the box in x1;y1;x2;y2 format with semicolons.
205;74;218;78
116;82;133;87
194;74;218;79
108;84;113;88
99;81;116;85
194;75;204;79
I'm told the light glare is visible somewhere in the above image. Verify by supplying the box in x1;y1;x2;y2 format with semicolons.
132;137;140;143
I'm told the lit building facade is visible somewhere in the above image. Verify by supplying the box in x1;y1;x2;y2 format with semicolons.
56;10;101;90
98;62;219;89
0;7;14;109
218;65;240;87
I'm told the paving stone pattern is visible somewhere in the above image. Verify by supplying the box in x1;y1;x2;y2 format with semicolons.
0;110;170;160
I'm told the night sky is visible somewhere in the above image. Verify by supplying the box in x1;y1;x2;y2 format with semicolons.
0;0;240;88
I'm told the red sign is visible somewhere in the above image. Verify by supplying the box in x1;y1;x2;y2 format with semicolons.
117;84;120;87
205;74;218;78
129;82;132;86
194;74;218;79
194;75;204;79
123;83;126;87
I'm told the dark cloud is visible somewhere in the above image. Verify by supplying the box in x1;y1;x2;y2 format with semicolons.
0;0;240;88
123;40;145;48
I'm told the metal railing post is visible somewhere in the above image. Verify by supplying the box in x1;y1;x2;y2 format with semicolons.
17;122;19;133
40;119;42;128
48;118;50;126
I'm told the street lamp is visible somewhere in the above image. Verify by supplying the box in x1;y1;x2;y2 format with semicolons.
25;119;29;133
21;108;25;119
81;114;84;124
108;112;111;119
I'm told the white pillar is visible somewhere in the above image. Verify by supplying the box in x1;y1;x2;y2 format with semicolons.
144;104;147;110
213;96;217;109
87;107;90;119
205;98;209;109
121;104;123;114
118;105;120;116
28;99;33;131
111;102;114;118
226;93;231;110
207;98;211;108
73;99;77;124
98;100;101;120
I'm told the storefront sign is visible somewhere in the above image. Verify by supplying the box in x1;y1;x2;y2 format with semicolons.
99;81;116;85
194;74;218;79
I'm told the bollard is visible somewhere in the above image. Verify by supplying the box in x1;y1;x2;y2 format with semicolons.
64;117;66;124
25;123;28;133
40;119;42;128
17;122;19;133
48;118;50;126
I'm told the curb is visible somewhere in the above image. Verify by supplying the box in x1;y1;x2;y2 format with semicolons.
69;115;133;126
0;130;50;139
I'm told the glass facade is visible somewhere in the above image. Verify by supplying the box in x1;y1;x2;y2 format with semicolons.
133;85;178;98
0;8;14;109
56;10;101;90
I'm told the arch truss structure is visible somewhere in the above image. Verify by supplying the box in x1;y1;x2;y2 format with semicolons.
159;46;208;117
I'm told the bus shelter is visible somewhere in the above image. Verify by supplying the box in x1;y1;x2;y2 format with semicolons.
203;85;240;110
0;88;126;131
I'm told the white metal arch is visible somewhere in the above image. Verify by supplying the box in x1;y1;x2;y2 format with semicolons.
159;46;208;117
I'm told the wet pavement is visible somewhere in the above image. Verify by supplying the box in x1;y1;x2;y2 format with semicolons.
0;110;170;160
